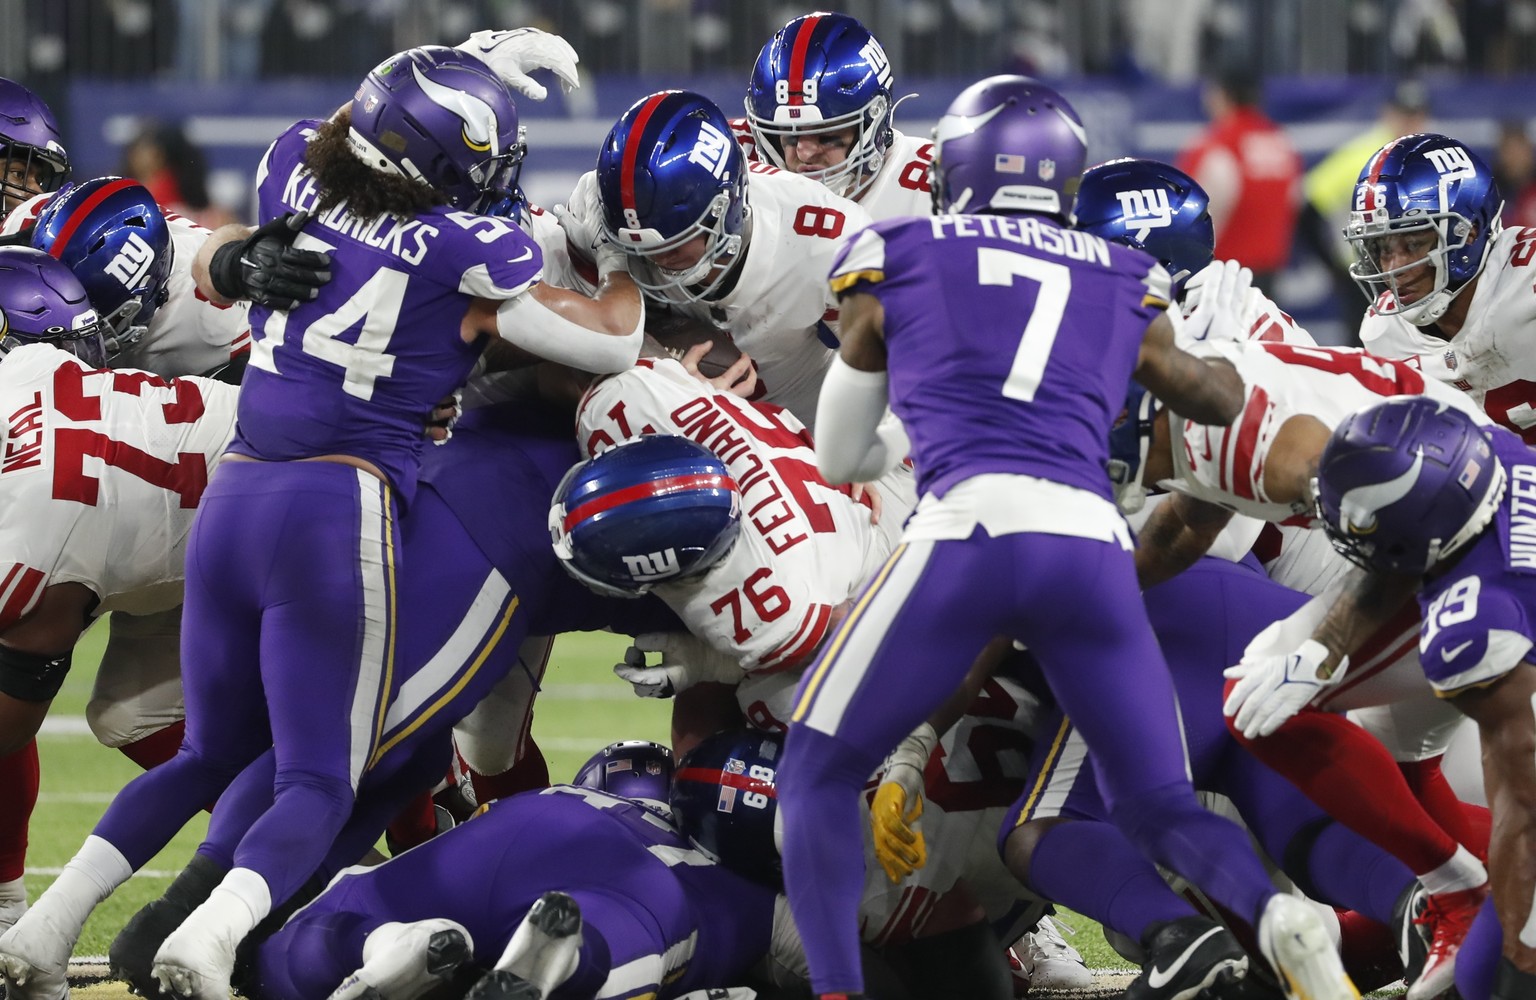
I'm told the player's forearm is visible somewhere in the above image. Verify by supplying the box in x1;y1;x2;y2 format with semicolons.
194;224;256;305
815;356;900;484
1134;496;1228;589
487;279;643;373
1310;566;1418;667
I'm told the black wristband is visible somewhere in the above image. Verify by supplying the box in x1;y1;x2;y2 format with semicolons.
1494;957;1536;999
207;239;249;300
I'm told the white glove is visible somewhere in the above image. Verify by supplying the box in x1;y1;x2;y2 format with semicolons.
1223;638;1349;739
673;990;758;1000
457;28;580;102
613;631;741;699
1178;259;1252;343
552;202;627;281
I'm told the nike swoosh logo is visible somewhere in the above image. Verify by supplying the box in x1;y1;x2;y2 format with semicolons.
1442;639;1475;663
1147;927;1223;989
508;247;534;264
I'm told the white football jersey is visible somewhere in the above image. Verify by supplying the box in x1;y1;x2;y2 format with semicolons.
1171;341;1486;524
0;344;237;626
577;357;911;675
1358;227;1536;441
110;214;252;378
730;118;933;222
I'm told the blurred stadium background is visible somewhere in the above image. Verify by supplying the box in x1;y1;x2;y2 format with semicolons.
4;0;1534;345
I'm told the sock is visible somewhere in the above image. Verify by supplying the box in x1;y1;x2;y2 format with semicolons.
117;721;187;771
1398;756;1491;861
1024;821;1193;941
0;740;39;882
1284;817;1417;926
779;725;883;996
467;737;550;804
187;867;272;948
1335;909;1403;992
1418;846;1487;895
24;835;133;954
383;791;438;853
1228;701;1463;878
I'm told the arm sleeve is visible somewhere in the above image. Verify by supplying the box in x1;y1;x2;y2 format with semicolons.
813;355;904;484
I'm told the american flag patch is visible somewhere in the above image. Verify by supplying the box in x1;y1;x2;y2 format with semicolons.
717;785;738;813
995;153;1026;173
1458;460;1481;489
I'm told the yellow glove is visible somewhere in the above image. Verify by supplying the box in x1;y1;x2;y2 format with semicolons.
872;776;926;883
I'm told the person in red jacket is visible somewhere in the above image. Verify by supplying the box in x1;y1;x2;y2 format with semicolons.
1177;68;1303;296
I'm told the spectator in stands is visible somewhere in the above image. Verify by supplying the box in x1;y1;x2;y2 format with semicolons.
120;121;239;229
1494;120;1536;229
1301;80;1431;336
1176;66;1303;297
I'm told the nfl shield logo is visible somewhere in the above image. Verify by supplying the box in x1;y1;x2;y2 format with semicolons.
1443;350;1459;372
363;95;378;114
1038;159;1057;182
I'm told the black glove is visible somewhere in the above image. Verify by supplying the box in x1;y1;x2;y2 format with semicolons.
207;211;331;310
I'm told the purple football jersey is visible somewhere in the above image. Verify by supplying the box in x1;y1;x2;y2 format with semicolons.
829;214;1170;499
1417;426;1536;694
230;121;544;503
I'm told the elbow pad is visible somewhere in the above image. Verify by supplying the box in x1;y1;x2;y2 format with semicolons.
495;291;643;374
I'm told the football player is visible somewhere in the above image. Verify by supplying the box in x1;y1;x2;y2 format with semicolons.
0;79;68;218
736;12;933;221
780;74;1356;1000
0;44;642;1000
1308;396;1536;1000
558;89;874;427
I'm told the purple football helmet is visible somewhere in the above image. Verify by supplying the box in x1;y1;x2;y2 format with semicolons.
929;75;1087;218
0;246;109;367
595;90;748;304
31;177;173;356
745;12;896;200
1346;133;1503;327
670;727;784;887
1074;158;1214;282
1315;395;1504;574
549;434;741;599
573;740;675;812
0;79;69;211
348;46;526;213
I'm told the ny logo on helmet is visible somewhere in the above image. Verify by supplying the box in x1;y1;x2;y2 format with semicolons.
689;121;733;180
1114;188;1174;241
622;548;680;581
859;38;893;87
1425;146;1477;183
104;231;156;290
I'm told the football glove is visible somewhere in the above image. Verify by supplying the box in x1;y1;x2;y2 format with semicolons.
1223;638;1348;739
871;722;937;883
553;174;627;279
1177;258;1252;343
457;28;580;102
613;632;741;699
207;211;331;311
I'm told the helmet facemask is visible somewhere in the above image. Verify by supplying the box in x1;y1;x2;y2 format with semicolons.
746;93;893;201
1346;209;1495;327
611;189;749;305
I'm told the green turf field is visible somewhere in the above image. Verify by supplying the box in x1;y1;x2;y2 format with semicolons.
27;621;1408;997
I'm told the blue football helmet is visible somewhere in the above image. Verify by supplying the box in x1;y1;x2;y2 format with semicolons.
1106;381;1161;514
745;12;896;201
1345;133;1503;327
930;75;1087;218
574;740;675;813
550;434;742;599
670;727;784;887
0;78;69;211
1315;395;1504;575
1074;158;1215;282
595;91;748;304
31;177;173;356
348;46;526;214
0;246;109;367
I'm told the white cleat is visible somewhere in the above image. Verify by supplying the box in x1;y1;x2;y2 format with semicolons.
151;920;239;1000
1258;894;1360;1000
1018;915;1093;991
327;919;474;1000
0;907;74;1000
495;892;582;994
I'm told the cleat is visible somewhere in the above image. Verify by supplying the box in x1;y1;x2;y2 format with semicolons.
326;920;473;1000
1125;915;1248;1000
1393;883;1429;991
112;856;226;1000
1407;884;1487;1000
1005;945;1030;997
0;908;73;1000
1258;894;1360;1000
463;969;543;1000
472;892;582;1000
152;921;240;1000
1018;915;1093;990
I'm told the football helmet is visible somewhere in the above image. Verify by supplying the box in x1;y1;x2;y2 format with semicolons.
348;46;526;214
595;90;748;304
670;727;784;887
0;246;109;367
549;434;742;599
573;740;675;812
0;79;69;210
1074;158;1214;282
1106;381;1160;514
1314;395;1504;574
31;177;173;356
744;12;896;201
930;75;1087;218
1345;133;1503;326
